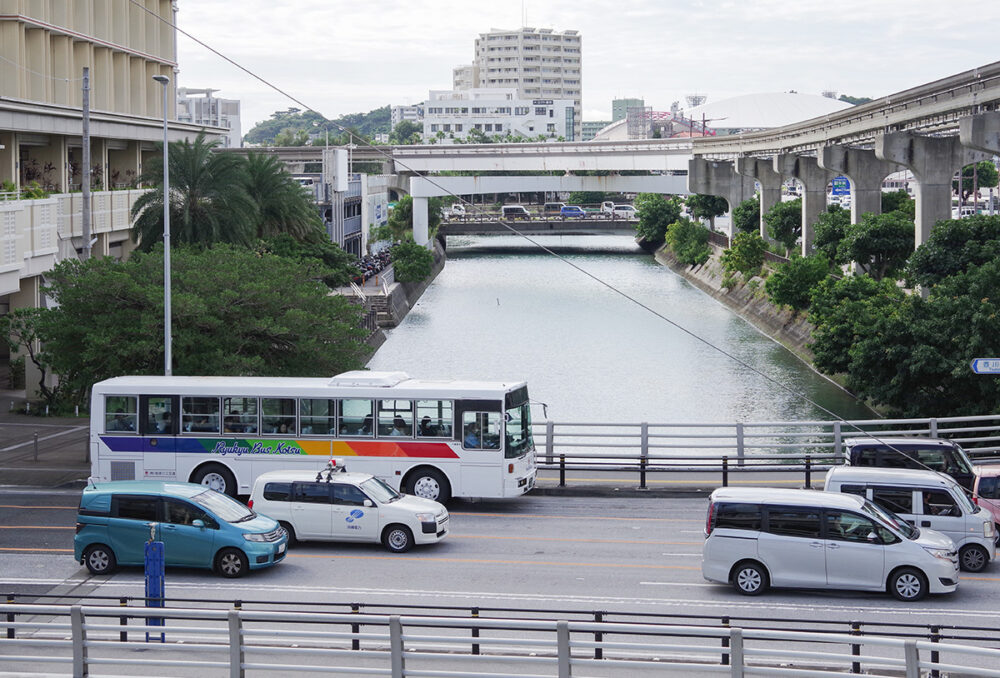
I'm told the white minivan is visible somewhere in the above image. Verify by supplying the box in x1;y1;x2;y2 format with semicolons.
824;466;995;572
249;465;449;553
702;487;959;601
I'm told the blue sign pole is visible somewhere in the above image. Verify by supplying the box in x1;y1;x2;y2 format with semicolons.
145;522;165;643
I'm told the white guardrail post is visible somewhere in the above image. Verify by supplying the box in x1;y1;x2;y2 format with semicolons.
904;639;920;678
929;418;938;437
390;615;404;678
546;421;555;464
557;619;571;678
729;627;744;678
228;608;244;678
71;605;87;678
735;422;745;466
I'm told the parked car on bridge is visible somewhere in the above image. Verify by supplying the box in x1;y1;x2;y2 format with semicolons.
560;205;586;219
446;204;466;218
543;202;566;217
611;204;636;219
249;463;449;553
501;205;531;220
843;437;977;491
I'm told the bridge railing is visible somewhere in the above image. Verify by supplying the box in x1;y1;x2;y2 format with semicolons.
2;602;998;677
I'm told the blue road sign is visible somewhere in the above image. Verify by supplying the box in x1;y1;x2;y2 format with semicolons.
831;176;850;196
971;358;1000;374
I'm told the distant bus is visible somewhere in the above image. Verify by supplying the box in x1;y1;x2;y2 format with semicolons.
90;372;537;503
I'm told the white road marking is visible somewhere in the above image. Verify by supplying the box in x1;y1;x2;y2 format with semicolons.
0;426;87;453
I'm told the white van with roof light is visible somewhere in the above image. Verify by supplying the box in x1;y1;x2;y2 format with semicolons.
702;487;959;601
249;462;449;553
824;466;995;572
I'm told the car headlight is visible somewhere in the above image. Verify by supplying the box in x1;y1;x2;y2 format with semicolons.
923;547;954;561
415;513;436;522
243;533;268;542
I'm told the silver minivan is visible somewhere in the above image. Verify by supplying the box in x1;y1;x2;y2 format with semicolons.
702;487;959;601
824;466;996;572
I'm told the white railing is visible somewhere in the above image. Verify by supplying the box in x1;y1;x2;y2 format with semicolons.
1;603;998;677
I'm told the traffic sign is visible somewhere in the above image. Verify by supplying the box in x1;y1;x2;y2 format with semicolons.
831;176;850;196
971;358;1000;374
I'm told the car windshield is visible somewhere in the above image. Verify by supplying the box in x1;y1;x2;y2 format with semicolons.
862;499;917;539
361;477;401;503
191;489;255;523
504;400;533;459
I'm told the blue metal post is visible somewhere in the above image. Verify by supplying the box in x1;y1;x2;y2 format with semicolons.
145;523;165;643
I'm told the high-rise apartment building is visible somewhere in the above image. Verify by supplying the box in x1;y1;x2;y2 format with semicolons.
612;98;645;122
453;27;581;141
177;88;242;148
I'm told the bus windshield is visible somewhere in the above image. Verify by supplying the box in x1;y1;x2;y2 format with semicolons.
505;401;533;459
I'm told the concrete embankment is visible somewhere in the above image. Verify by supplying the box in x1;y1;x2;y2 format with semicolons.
653;243;816;365
378;239;447;327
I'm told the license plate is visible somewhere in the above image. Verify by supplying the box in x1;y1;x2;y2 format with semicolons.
278;543;286;555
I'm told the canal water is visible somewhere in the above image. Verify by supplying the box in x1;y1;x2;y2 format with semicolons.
367;234;874;425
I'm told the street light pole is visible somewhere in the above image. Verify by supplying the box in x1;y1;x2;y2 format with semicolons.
152;74;172;376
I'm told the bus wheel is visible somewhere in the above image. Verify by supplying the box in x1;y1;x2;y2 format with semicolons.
406;468;451;504
192;464;237;497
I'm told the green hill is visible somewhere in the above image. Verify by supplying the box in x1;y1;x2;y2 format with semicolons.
244;106;391;146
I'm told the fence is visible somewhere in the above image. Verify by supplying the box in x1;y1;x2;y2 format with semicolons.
2;602;999;677
531;415;1000;488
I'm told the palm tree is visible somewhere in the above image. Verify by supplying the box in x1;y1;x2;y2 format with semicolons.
243;152;322;240
130;132;257;251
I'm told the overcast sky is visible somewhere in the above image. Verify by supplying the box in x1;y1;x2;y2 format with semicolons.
175;0;1000;134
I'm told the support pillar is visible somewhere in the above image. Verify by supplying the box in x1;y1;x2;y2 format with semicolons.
688;157;757;240
774;154;835;255
736;156;780;240
819;145;902;225
959;111;1000;154
875;132;988;247
412;196;429;247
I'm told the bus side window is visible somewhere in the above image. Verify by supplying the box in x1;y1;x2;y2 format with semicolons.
339;399;373;437
462;412;501;450
416;399;453;438
105;395;138;433
300;398;337;436
142;396;177;435
182;396;220;434
223;397;259;435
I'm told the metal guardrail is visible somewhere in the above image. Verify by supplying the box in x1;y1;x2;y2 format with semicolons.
2;602;999;677
531;415;1000;488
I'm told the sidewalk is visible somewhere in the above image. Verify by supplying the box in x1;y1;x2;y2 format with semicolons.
0;392;91;489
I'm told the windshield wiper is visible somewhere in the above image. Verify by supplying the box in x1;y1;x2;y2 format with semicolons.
231;512;256;523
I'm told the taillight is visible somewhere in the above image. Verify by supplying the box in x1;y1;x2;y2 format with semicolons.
705;502;715;535
973;495;980;506
247;499;254;509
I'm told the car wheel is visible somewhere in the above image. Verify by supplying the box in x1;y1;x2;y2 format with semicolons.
406;468;451;504
216;548;249;578
192;464;237;497
382;524;414;553
83;544;117;575
960;544;989;572
278;521;297;547
889;567;927;601
732;561;767;596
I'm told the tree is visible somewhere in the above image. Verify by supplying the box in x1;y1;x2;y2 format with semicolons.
259;233;357;288
567;191;607;205
838;95;874;106
634;193;683;245
731;197;760;235
907;214;1000;288
953;161;1000;200
721;231;766;278
685;194;729;231
391;238;434;283
763;198;802;253
130;132;257;251
371;195;445;244
808;275;905;374
665;217;711;266
0;308;72;409
30;245;368;409
243;151;322;240
811;204;850;265
389;120;423;145
839;211;914;281
881;189;915;219
764;254;828;311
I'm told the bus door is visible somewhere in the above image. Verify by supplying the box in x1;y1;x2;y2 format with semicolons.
455;400;503;495
140;395;177;477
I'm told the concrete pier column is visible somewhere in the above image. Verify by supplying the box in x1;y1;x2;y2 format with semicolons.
774;155;835;255
875;133;988;247
412;196;430;247
819;145;902;225
688;157;757;239
959;112;1000;154
735;156;781;240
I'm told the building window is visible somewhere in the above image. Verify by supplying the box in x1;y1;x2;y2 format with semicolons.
535;107;547;116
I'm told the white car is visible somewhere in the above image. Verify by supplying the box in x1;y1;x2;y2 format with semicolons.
249;464;449;553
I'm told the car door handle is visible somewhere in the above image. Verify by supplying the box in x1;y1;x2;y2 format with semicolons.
810;542;824;548
163;525;177;531
826;543;840;549
921;521;931;527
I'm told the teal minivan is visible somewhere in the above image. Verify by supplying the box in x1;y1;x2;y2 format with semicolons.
74;480;287;578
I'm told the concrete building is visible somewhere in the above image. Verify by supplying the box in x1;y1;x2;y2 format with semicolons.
612;98;644;122
390;104;424;128
423;89;575;142
453;26;582;141
176;88;242;147
0;0;222;392
581;120;611;141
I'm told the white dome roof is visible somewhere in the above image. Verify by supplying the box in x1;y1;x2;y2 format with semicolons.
683;92;852;131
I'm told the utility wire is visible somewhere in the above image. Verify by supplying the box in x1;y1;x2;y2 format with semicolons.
131;0;968;475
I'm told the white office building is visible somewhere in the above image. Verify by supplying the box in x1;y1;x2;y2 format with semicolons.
390;104;424;128
423;89;575;143
453;27;581;141
176;88;242;147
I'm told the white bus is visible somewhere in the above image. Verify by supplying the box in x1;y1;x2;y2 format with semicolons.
90;371;537;502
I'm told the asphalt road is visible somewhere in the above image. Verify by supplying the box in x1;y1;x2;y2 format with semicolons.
2;488;1000;638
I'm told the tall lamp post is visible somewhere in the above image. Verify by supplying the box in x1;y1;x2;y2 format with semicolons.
152;74;172;376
